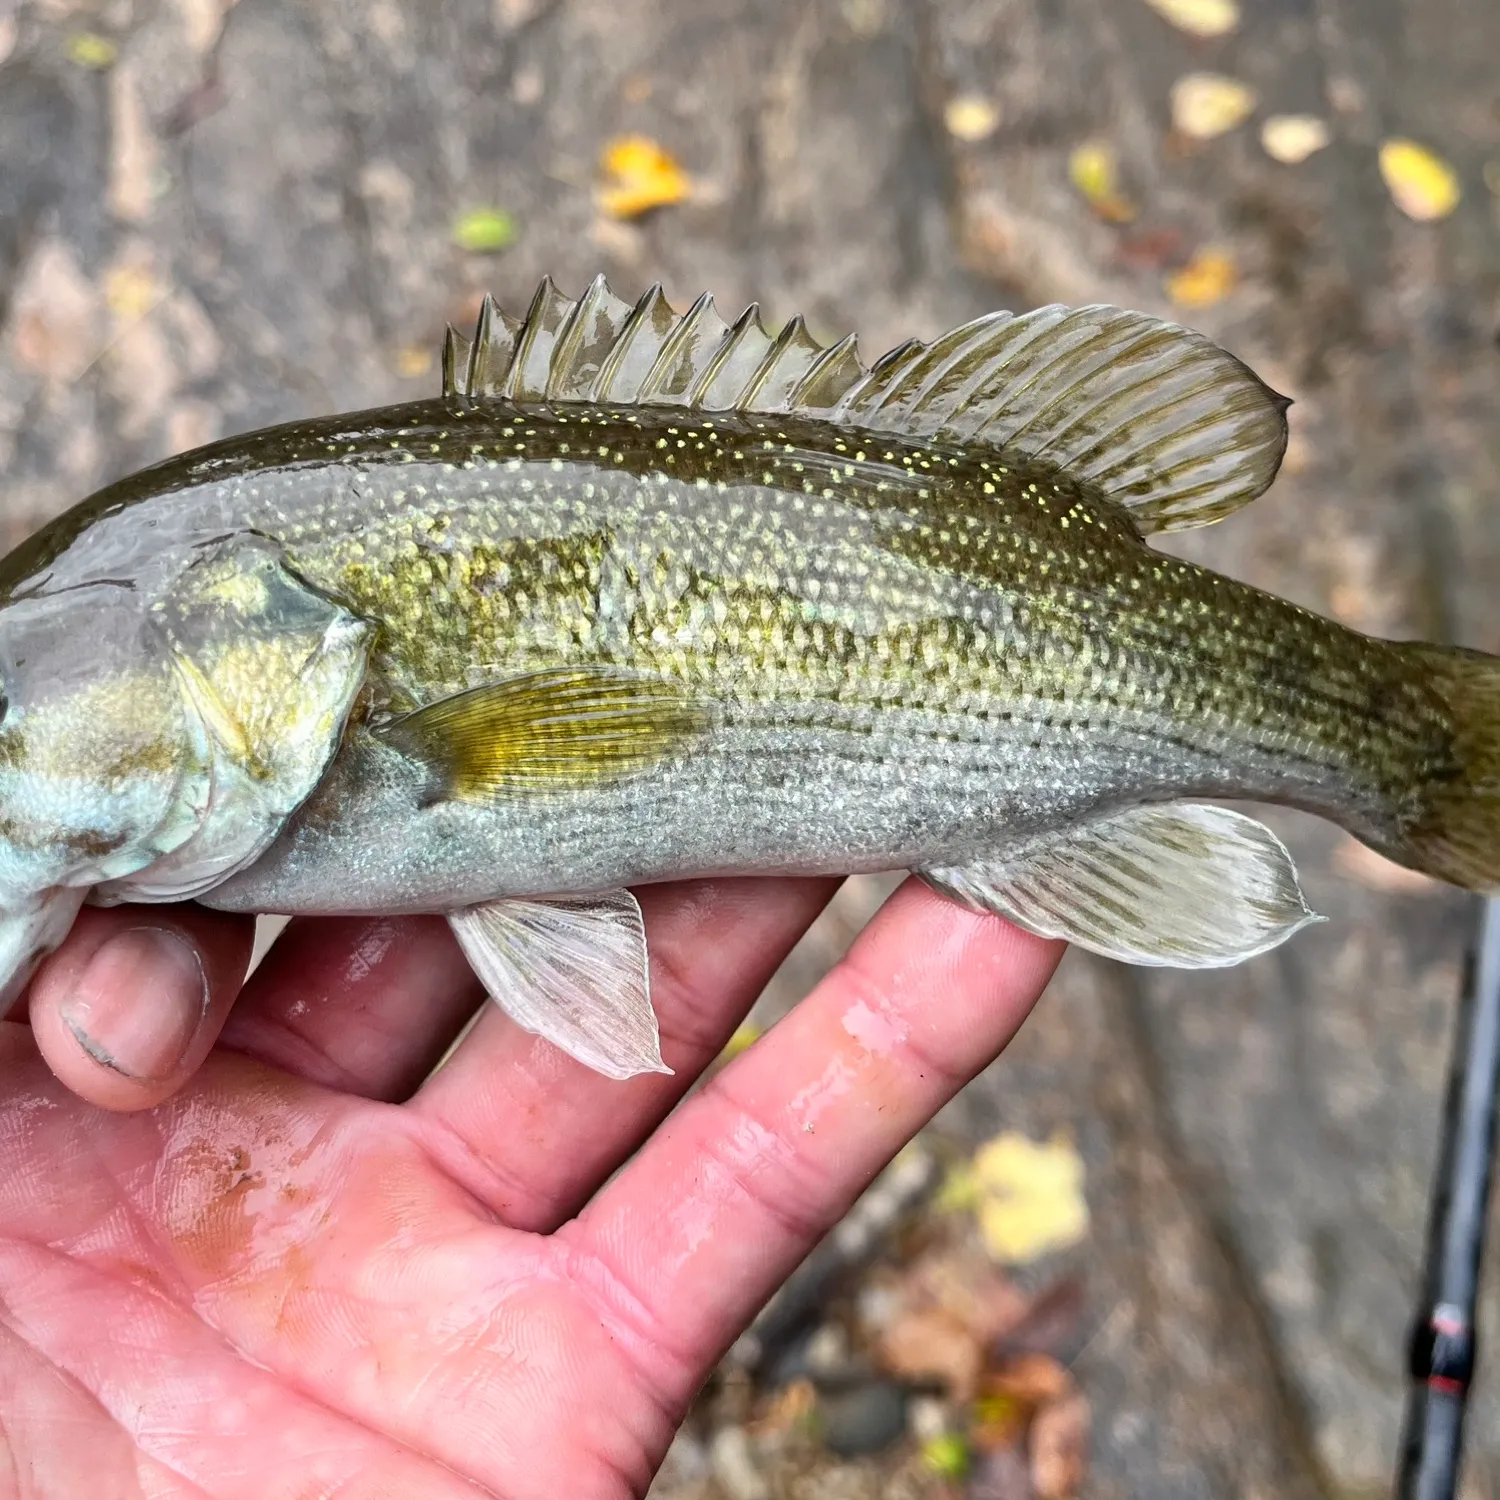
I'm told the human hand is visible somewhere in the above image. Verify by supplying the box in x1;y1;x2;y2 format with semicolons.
3;879;1062;1498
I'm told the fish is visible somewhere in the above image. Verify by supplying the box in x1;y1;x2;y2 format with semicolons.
1;273;1496;1079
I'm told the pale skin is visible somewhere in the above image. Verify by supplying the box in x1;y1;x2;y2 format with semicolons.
3;879;1061;1498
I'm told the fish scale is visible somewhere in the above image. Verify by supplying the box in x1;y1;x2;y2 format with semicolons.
0;276;1494;1078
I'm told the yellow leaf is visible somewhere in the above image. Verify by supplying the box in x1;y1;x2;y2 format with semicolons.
921;1433;971;1479
105;263;160;322
1260;114;1331;165
971;1132;1088;1265
1067;141;1136;223
596;135;691;220
1379;138;1461;222
452;207;518;253
1170;72;1257;140
66;31;118;69
933;1160;980;1213
1141;0;1238;37
945;94;1000;143
1165;247;1237;308
394;343;433;379
719;1022;763;1062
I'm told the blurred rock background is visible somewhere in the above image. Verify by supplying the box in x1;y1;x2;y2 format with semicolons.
3;0;1499;1493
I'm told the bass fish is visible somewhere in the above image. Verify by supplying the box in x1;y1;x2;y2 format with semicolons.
1;275;1495;1078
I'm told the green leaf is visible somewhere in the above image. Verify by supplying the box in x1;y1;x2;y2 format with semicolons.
452;207;518;254
66;31;119;69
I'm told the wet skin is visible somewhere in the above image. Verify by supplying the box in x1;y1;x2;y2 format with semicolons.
2;879;1059;1499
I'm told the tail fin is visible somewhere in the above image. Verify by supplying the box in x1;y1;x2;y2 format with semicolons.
1401;645;1500;891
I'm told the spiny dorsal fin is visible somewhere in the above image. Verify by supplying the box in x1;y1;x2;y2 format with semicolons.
443;277;1290;534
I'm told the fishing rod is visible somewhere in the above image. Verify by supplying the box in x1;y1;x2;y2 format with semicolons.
1396;896;1500;1497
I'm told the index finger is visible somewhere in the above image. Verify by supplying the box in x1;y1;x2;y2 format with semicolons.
556;880;1063;1408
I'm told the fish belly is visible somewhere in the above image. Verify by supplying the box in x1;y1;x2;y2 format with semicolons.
200;713;1150;915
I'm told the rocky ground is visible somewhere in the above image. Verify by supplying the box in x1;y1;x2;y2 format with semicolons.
3;0;1500;1494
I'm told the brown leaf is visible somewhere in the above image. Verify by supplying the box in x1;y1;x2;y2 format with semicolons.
878;1307;985;1400
10;241;102;385
108;61;160;222
967;1445;1035;1500
1030;1392;1090;1499
995;1276;1087;1359
983;1352;1075;1408
907;1246;1031;1345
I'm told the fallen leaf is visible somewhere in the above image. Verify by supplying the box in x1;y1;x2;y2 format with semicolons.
984;1352;1074;1407
1141;0;1238;37
972;1132;1089;1265
1068;141;1136;223
921;1432;972;1480
1111;225;1186;272
452;207;518;253
11;241;103;384
1170;72;1257;140
175;0;231;57
878;1307;985;1400
105;263;161;322
394;343;434;379
65;31;119;69
1261;114;1331;165
596;135;691;219
967;1446;1035;1500
1165;247;1237;308
1379;138;1461;222
934;1160;979;1213
719;1022;762;1062
109;62;161;223
970;1389;1029;1452
995;1276;1087;1360
748;1376;817;1437
167;398;219;455
945;95;1001;143
1030;1392;1090;1499
907;1245;1031;1344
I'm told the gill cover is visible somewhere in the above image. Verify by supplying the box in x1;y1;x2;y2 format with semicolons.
99;536;372;903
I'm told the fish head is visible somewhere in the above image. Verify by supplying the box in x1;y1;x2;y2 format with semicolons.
0;540;373;1008
0;581;205;1007
0;582;202;897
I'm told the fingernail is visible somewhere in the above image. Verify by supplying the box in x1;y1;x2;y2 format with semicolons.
60;928;208;1082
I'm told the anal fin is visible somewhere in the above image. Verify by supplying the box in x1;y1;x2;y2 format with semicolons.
921;803;1321;967
448;889;671;1080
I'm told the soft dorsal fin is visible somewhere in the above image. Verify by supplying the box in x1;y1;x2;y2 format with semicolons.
442;275;1290;534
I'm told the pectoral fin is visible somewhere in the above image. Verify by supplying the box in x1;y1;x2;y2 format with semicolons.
379;666;715;804
448;889;671;1080
921;803;1321;967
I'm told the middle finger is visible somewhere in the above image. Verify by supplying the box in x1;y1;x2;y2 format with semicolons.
410;876;839;1232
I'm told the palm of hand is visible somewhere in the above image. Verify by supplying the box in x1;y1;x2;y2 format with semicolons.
2;879;1059;1499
